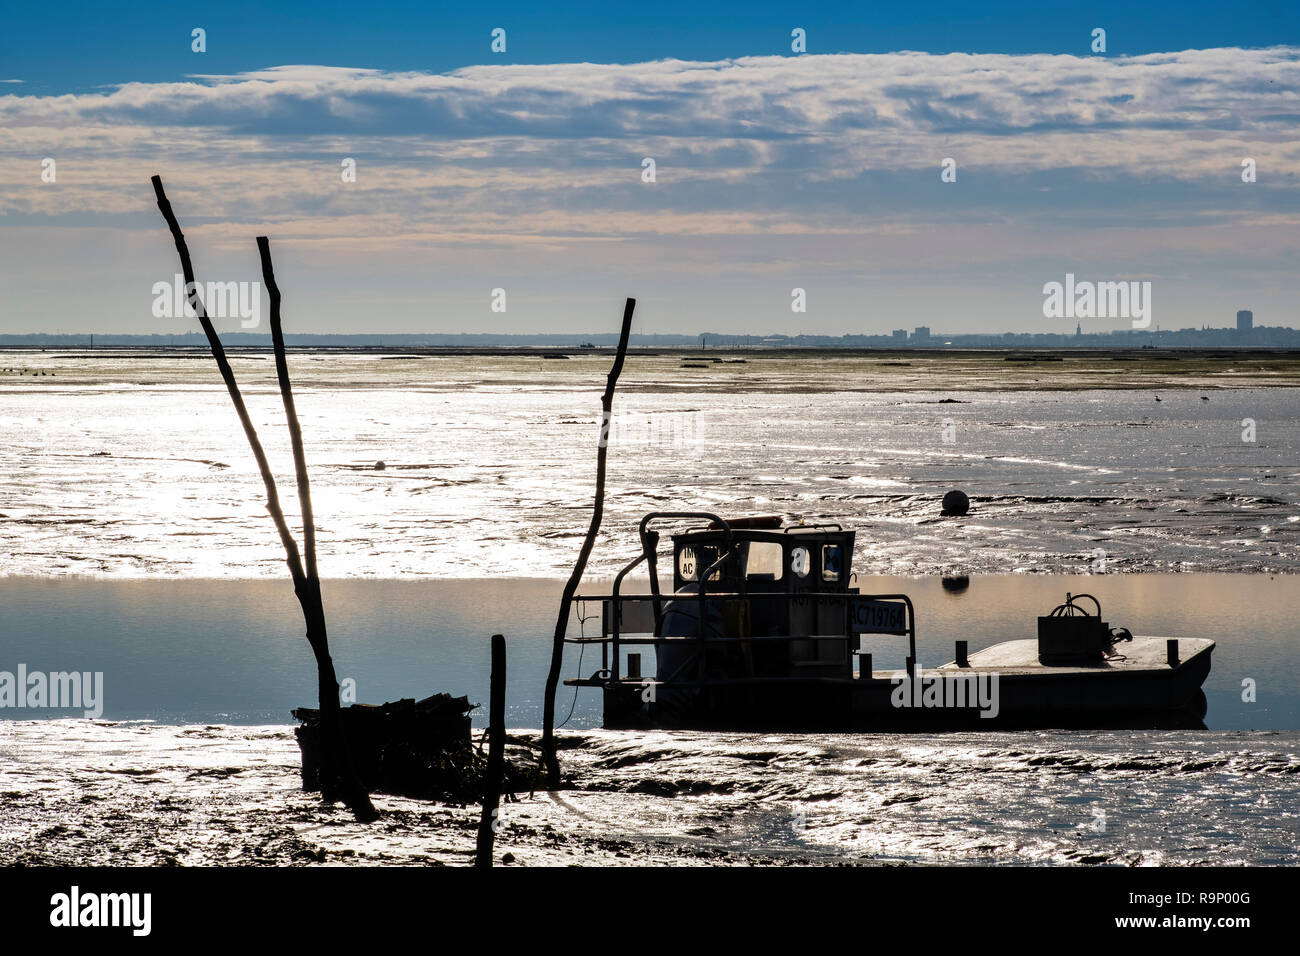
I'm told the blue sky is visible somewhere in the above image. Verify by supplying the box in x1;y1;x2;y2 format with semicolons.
5;1;1298;90
2;1;1299;335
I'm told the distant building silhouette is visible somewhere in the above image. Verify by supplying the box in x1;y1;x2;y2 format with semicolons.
1237;310;1254;332
8;320;1300;350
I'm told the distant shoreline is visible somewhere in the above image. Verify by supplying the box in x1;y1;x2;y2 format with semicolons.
4;346;1300;390
3;345;1300;359
3;327;1300;351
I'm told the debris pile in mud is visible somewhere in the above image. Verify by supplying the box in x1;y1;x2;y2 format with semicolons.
292;694;544;803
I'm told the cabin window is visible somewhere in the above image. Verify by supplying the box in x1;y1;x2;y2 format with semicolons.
745;541;783;582
699;545;728;581
678;546;698;581
822;544;843;582
790;546;810;578
679;544;727;582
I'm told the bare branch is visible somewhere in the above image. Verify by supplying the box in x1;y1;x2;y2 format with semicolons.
257;235;318;581
151;175;306;586
541;297;636;786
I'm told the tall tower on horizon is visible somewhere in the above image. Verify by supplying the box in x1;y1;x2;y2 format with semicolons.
1237;310;1254;332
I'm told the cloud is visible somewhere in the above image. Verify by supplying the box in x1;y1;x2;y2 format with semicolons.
4;49;1297;227
4;49;1298;143
1;50;1297;334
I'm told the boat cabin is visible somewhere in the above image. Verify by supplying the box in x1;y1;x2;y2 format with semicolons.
570;512;913;696
662;519;860;677
670;517;856;596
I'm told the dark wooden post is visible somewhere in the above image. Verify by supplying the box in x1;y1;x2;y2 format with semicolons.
476;634;507;867
152;177;305;571
258;234;375;822
541;298;636;787
152;176;374;821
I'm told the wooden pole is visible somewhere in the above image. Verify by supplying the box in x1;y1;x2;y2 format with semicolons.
151;176;307;582
476;633;507;867
541;298;635;787
256;234;376;822
257;236;318;580
151;175;374;821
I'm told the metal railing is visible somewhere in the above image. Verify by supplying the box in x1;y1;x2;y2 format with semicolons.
565;512;915;689
569;589;916;686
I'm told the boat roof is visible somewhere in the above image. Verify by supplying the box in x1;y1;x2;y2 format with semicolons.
673;519;848;541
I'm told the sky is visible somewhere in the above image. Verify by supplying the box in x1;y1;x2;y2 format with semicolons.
2;0;1299;337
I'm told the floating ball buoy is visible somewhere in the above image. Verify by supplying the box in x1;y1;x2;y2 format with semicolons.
941;574;970;593
374;460;386;471
941;489;969;516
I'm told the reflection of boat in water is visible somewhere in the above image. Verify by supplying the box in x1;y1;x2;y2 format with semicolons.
564;512;1214;731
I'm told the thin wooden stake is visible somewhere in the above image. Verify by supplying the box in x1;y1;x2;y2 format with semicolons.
541;298;635;786
152;175;374;821
257;236;318;580
255;234;376;822
151;176;306;583
476;633;507;867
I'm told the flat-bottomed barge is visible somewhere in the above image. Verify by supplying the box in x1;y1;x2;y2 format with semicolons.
564;513;1213;731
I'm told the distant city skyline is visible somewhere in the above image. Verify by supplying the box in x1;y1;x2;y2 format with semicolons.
2;2;1299;337
4;312;1297;350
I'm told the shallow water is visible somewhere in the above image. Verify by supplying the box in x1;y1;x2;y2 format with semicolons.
1;575;1295;729
2;350;1297;867
1;351;1297;578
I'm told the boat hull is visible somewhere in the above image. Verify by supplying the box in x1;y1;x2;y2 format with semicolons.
597;637;1214;731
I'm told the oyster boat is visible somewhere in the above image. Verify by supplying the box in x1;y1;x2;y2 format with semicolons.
563;512;1214;730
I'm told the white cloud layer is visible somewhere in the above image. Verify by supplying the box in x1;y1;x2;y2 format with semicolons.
1;49;1297;334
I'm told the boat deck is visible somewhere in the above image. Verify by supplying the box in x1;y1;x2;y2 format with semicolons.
931;636;1214;677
